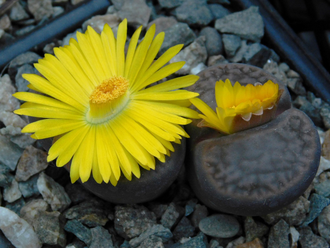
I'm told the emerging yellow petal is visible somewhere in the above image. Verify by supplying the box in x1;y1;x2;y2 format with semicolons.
13;19;200;186
191;79;281;134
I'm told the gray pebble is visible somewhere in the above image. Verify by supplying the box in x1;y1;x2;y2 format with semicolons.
90;226;115;248
18;174;40;198
173;0;213;26
222;34;241;57
161;203;184;229
173;217;195;241
158;0;184;8
262;196;310;226
0;134;24;171
129;224;173;248
199;27;223;56
177;232;208;248
137;235;164;248
244;216;268;242
298;226;328;248
268;219;290;248
160;22;196;55
302;193;330;226
33;210;66;246
215;6;264;42
15;64;39;92
208;4;230;19
191;204;208;227
64;220;92;246
199;214;240;238
114;205;157;239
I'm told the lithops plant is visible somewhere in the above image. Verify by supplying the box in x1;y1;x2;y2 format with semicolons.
186;63;320;216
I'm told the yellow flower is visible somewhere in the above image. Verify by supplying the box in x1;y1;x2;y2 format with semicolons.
190;79;280;134
13;19;200;186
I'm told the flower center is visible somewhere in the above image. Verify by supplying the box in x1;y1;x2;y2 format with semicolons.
86;76;130;124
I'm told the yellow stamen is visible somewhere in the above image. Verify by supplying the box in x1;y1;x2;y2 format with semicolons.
90;76;129;104
86;76;130;124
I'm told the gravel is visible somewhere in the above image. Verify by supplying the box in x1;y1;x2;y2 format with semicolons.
0;0;330;247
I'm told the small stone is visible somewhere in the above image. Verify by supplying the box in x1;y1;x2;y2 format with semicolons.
262;196;310;226
215;6;264;42
200;27;223;56
293;97;322;126
160;202;184;230
209;239;223;248
191;63;207;75
9;133;36;149
27;0;54;21
8;52;41;78
0;74;20;112
191;204;208;227
15;146;48;181
0;111;27;128
160;22;196;55
314;180;330;198
263;59;288;86
148;203;168;219
236;238;264;248
9;2;29;21
207;55;228;66
289;227;299;248
18;174;40;198
244;216;268;242
33;210;66;246
267;219;290;248
148;16;177;36
320;103;330;129
114;205;156;239
0;163;14;188
82;14;121;34
222;34;241;57
5;197;25;215
90;226;115;248
137;235;164;248
0;28;3;39
298;226;328;248
170;36;207;75
185;199;198;216
52;6;64;17
113;0;151;28
3;179;22;203
208;4;230;19
318;204;330;243
129;224;173;248
226;237;245;248
0;207;42;248
37;172;71;212
173;0;213;26
64;220;92;246
158;0;184;8
302;193;330;226
0;134;23;171
0;15;11;31
20;199;49;224
173;217;195;241
287;77;306;95
15;64;38;93
279;62;290;73
177;232;208;248
287;69;300;78
17;26;38;37
61;28;81;46
243;43;278;68
199;214;240;238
